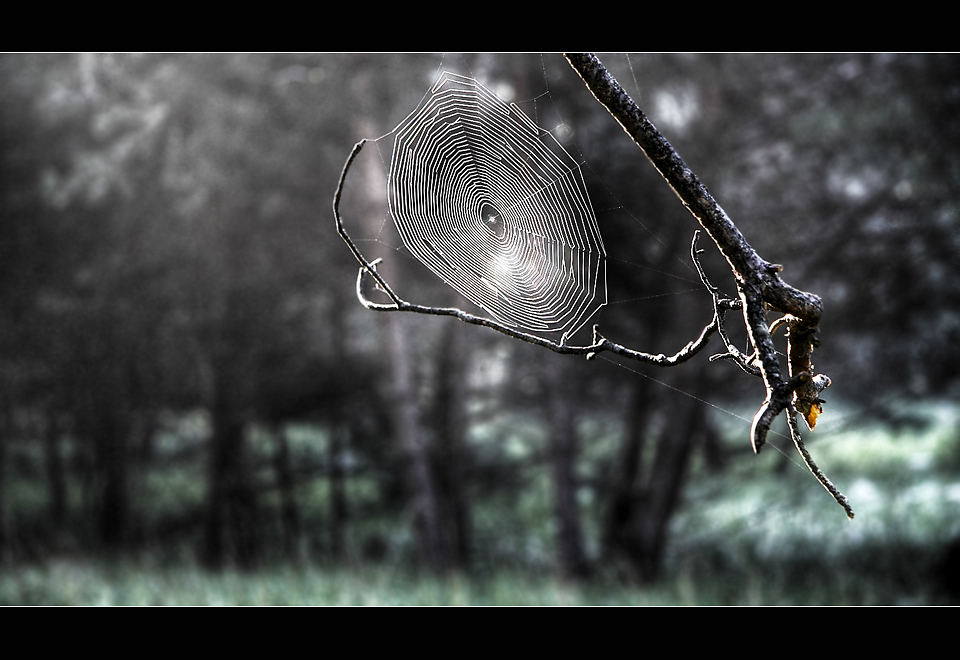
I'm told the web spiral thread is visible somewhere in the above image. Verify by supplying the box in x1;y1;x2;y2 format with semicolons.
388;72;607;341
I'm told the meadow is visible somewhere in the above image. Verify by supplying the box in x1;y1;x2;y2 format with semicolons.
3;399;957;606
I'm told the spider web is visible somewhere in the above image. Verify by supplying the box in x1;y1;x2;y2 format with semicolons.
387;71;607;342
339;55;859;545
346;56;849;533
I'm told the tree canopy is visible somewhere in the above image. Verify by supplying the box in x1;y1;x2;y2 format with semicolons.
1;53;958;581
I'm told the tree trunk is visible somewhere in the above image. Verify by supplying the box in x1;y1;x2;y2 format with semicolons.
42;414;67;528
547;357;590;580
0;405;8;559
272;424;303;563
605;373;707;583
388;314;447;572
94;413;129;549
77;379;132;551
603;376;653;570
328;422;349;562
433;320;473;571
202;364;260;570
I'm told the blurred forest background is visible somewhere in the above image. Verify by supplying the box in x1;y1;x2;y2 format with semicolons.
1;53;959;605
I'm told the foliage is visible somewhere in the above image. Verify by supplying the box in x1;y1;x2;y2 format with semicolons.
1;54;959;586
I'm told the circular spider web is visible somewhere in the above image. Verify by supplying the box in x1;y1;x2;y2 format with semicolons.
388;71;606;340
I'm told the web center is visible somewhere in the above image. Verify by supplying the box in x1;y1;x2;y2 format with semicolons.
480;202;506;238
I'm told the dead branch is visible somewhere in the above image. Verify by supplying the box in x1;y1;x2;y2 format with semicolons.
563;54;833;456
334;55;850;518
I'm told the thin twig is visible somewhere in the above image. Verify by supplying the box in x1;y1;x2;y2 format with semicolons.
690;239;758;377
333;140;404;308
787;410;855;519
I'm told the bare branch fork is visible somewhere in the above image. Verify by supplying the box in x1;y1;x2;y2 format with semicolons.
333;55;852;518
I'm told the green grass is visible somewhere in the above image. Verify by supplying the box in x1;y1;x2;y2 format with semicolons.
2;399;958;605
0;554;950;605
0;560;654;606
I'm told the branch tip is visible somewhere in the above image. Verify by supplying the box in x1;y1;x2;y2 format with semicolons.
787;411;854;519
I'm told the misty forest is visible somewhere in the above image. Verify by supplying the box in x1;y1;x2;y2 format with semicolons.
1;53;959;605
